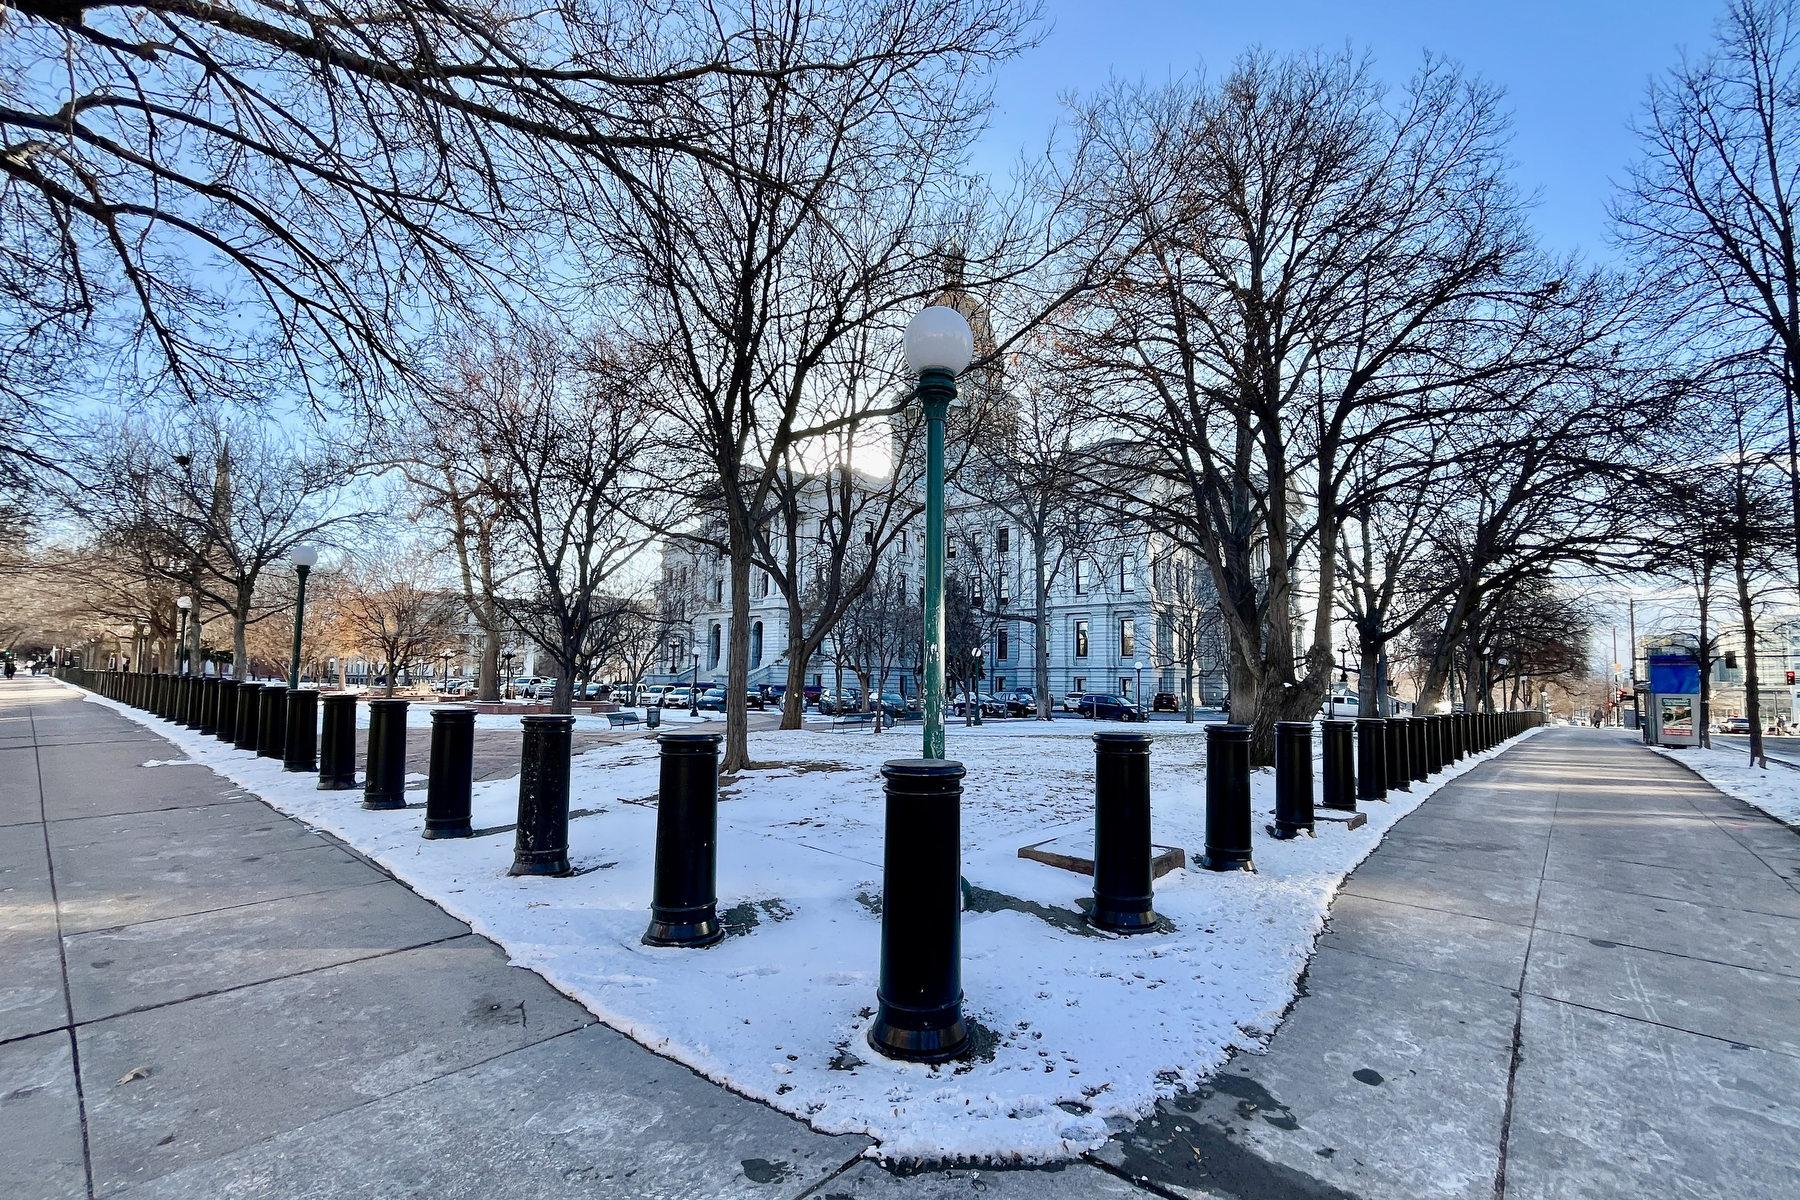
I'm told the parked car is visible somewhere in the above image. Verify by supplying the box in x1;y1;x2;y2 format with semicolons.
1061;691;1085;712
697;687;727;711
1152;691;1180;712
952;691;1004;717
817;689;861;715
1319;693;1360;719
999;689;1037;716
664;686;694;709
1076;693;1147;721
1719;715;1752;734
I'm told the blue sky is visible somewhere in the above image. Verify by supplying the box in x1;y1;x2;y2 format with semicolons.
973;0;1724;259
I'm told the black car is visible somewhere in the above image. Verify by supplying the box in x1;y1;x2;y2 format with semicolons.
999;689;1037;716
1152;691;1180;712
1077;693;1147;721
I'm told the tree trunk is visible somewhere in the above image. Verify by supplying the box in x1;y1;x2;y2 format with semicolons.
1697;578;1712;749
479;631;500;702
1033;529;1052;720
722;546;752;772
780;597;810;730
1735;553;1766;768
232;612;249;681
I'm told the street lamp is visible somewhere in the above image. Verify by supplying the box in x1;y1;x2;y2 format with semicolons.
286;545;317;689
441;649;454;693
1495;654;1510;711
902;304;974;759
970;647;984;726
175;596;192;675
1135;659;1145;713
501;648;516;698
690;641;702;717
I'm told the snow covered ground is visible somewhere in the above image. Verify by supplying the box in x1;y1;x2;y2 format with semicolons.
1646;739;1800;827
77;683;1534;1163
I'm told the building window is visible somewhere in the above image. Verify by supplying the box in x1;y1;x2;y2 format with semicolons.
1120;618;1135;658
712;576;724;603
998;572;1009;605
1075;559;1090;595
750;621;763;668
707;623;721;670
1074;619;1089;658
998;628;1010;660
1073;675;1086;694
900;529;908;553
998;526;1011;554
1120;556;1135;591
1121;676;1132;697
754;572;769;599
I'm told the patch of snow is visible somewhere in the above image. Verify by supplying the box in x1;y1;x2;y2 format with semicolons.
140;758;199;768
69;682;1537;1163
1646;740;1800;827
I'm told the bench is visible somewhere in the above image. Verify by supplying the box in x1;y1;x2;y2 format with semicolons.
604;711;642;730
831;712;877;731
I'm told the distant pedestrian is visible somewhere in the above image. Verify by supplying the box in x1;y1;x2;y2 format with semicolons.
4;659;16;680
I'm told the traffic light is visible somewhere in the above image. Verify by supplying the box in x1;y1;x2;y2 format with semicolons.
1788;670;1797;686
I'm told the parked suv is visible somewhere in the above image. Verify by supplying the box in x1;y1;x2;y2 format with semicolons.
1077;693;1147;721
1152;691;1180;712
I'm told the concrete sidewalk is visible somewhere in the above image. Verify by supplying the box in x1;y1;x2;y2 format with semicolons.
1101;727;1800;1199
6;683;1796;1199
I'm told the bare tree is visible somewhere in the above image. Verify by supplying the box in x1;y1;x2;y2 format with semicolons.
62;410;369;677
586;0;1035;770
328;555;463;696
4;0;1002;429
433;324;666;713
833;555;922;732
1619;0;1800;597
1054;51;1626;759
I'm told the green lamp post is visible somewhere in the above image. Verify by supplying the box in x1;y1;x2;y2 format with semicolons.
903;304;975;760
868;303;976;1064
287;544;318;688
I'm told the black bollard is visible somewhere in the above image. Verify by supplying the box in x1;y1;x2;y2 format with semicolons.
196;678;218;736
1091;732;1157;931
1356;718;1387;804
1434;714;1450;772
510;714;574;875
363;698;410;810
215;680;240;743
257;685;287;759
183;676;204;730
1406;715;1427;783
1321;719;1356;811
284;689;318;773
317;694;358;790
643;731;725;945
869;758;968;1062
1202;723;1255;871
1270;721;1315;839
424;708;476;839
234;683;262;751
1386;717;1411;793
149;673;165;719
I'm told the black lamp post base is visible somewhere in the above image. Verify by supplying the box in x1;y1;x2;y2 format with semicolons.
507;855;571;877
422;822;473;840
642;916;724;948
868;1010;968;1064
317;778;357;792
1199;851;1255;872
1089;903;1158;934
361;797;406;811
1265;823;1315;841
